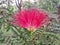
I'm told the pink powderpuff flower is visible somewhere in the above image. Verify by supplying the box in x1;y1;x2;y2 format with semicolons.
11;8;50;32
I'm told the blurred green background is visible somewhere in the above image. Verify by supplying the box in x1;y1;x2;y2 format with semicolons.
0;0;60;45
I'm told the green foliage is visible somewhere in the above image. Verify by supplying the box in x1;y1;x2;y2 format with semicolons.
6;7;14;16
0;22;60;45
22;0;60;13
0;0;60;45
38;0;60;13
22;1;34;9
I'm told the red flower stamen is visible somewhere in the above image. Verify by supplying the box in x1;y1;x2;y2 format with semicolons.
11;8;50;32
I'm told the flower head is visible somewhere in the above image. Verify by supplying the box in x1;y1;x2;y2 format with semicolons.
11;8;49;32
